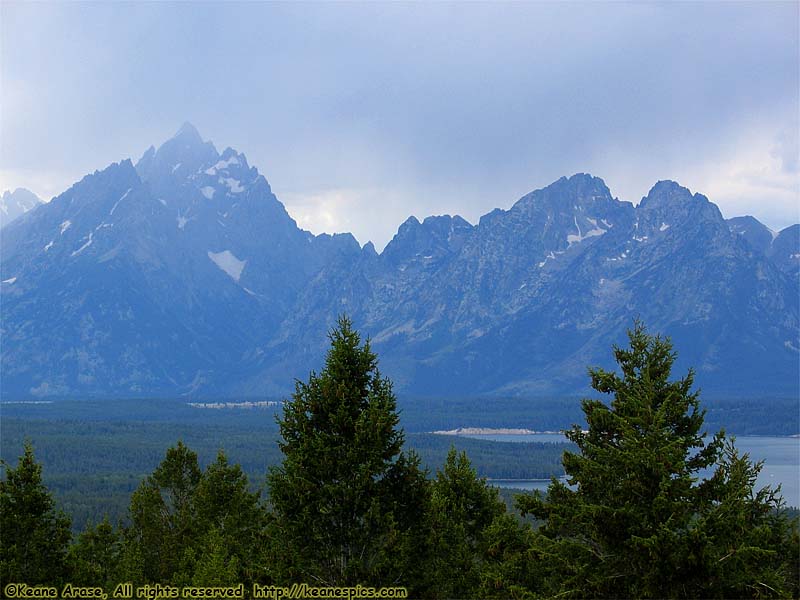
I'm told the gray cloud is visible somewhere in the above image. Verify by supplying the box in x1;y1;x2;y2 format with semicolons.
1;1;797;248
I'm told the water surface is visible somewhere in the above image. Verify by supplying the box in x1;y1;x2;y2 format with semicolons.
464;433;800;507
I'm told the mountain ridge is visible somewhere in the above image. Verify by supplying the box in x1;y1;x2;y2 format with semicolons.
1;125;797;399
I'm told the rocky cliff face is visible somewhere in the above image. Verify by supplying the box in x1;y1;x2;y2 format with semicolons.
1;126;797;399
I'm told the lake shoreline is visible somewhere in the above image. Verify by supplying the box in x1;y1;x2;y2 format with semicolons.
431;427;563;435
432;428;800;438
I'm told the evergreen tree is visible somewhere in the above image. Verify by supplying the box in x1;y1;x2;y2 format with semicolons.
268;316;430;590
479;513;539;600
124;441;202;583
518;321;798;598
191;527;240;587
121;443;267;586
193;449;265;584
692;440;800;598
67;516;123;589
429;447;505;598
0;442;72;586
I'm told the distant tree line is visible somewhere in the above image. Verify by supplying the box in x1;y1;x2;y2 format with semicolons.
0;421;570;534
2;318;798;598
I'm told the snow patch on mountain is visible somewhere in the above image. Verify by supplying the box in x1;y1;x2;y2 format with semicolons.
205;156;240;175
220;178;244;194
71;233;94;257
538;251;560;267
208;250;246;282
110;188;132;216
567;217;606;246
201;186;215;200
60;220;72;234
608;251;628;262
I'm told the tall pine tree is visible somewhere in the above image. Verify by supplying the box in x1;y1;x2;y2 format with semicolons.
518;321;798;598
120;444;265;587
429;447;506;598
0;442;72;587
124;441;202;584
267;316;430;590
67;516;124;590
193;450;265;584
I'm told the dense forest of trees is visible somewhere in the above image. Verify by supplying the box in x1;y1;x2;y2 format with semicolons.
1;318;798;598
0;419;570;534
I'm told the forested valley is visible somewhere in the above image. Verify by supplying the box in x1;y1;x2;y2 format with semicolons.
2;319;798;599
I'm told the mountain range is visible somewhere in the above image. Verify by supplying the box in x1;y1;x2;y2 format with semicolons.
1;124;797;399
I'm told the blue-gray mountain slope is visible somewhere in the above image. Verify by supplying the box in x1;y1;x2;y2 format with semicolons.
1;125;797;399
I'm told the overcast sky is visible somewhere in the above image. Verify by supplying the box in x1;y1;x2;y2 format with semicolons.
2;1;797;250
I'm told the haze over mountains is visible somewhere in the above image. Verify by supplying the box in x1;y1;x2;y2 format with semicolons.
0;188;43;229
1;124;797;399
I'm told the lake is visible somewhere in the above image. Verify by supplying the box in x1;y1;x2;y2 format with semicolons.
460;433;800;508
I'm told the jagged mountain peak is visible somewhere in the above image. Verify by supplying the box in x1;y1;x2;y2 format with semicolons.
49;159;143;224
129;125;283;230
770;224;800;279
1;187;42;210
173;121;203;143
393;214;472;235
362;241;378;257
636;179;724;236
220;146;243;160
135;124;219;182
549;172;612;197
723;218;798;278
562;172;609;188
390;213;471;241
158;124;216;155
422;214;472;229
729;215;769;229
314;231;360;250
78;159;141;192
2;187;41;203
472;174;629;255
727;216;775;254
138;145;156;164
383;213;474;265
648;179;686;193
511;173;617;217
640;180;709;208
0;187;43;229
